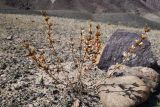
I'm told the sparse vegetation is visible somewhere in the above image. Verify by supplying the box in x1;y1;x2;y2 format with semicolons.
0;12;160;107
21;12;104;106
122;25;150;63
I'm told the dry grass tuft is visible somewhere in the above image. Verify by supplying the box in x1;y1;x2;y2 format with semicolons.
22;11;104;106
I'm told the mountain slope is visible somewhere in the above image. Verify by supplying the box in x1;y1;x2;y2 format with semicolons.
1;0;160;29
0;0;152;13
140;0;160;11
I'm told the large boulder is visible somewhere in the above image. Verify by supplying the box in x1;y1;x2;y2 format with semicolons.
97;65;160;107
107;65;160;91
98;76;150;107
97;29;157;71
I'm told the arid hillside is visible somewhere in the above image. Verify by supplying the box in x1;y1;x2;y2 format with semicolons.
140;0;160;11
0;0;151;13
0;0;160;30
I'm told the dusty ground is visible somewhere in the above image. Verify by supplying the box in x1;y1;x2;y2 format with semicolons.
0;13;160;107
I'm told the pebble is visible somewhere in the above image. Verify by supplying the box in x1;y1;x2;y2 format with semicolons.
0;63;7;70
28;104;34;107
6;35;13;40
157;60;160;67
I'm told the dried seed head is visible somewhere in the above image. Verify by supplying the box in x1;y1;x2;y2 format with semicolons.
48;23;53;27
128;47;135;53
22;42;29;49
135;39;140;45
38;54;46;63
95;31;100;37
131;54;136;58
115;63;123;69
42;11;47;17
49;38;53;45
81;27;84;33
144;25;150;33
47;32;51;36
96;24;100;30
89;23;92;34
89;23;92;28
29;46;36;56
138;42;143;46
45;17;49;22
41;64;49;70
89;30;92;34
141;34;147;39
122;51;127;57
131;45;136;50
31;55;37;61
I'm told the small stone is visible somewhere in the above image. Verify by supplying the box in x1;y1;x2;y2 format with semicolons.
9;79;17;84
0;63;7;70
156;94;160;101
35;93;45;98
14;84;22;90
14;72;22;79
7;87;12;91
6;35;13;40
157;60;160;67
29;96;37;101
53;90;59;94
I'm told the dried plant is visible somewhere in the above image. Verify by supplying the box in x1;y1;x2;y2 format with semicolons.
22;11;104;106
22;40;64;85
22;11;151;106
92;24;102;64
108;25;151;77
83;22;102;65
42;11;65;72
122;25;150;63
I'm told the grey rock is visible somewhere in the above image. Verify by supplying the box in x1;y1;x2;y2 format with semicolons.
157;60;160;67
14;82;30;90
97;76;150;107
14;84;23;90
96;65;160;107
34;93;46;98
156;94;160;101
97;29;157;71
6;35;13;40
0;62;7;70
107;65;160;91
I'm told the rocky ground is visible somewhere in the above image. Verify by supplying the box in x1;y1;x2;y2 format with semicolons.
0;13;160;107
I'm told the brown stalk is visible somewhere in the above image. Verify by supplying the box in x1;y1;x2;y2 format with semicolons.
122;26;150;63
